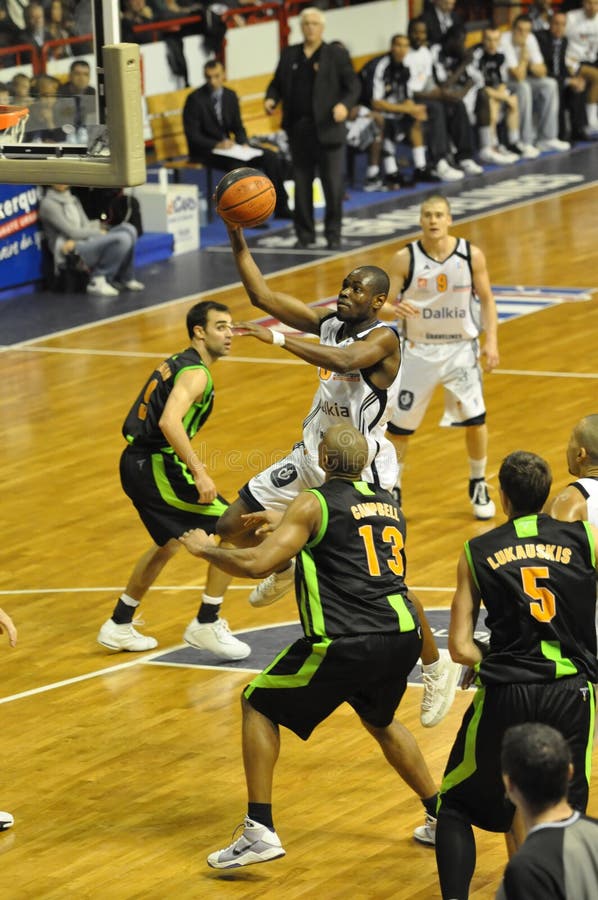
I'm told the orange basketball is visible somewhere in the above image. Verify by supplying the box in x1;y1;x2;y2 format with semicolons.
215;167;277;228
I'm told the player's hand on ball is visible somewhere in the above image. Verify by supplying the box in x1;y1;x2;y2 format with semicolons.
179;529;215;556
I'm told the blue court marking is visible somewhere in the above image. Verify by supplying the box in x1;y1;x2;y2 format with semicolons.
145;609;490;687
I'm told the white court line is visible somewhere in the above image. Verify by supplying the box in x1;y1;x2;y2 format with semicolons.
0;583;454;596
0;610;454;706
2;176;597;352
8;343;598;378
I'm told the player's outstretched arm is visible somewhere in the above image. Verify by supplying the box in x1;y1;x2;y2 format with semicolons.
471;244;499;371
180;492;320;577
0;607;17;647
448;551;483;668
227;226;325;335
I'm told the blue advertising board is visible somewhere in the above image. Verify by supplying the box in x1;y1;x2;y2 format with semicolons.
0;184;44;291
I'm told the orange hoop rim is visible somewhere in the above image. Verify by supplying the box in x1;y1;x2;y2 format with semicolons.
0;105;29;129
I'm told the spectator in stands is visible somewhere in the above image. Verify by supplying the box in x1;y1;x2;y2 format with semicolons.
398;20;482;180
421;0;463;49
121;0;155;44
264;6;360;249
565;0;598;134
529;0;554;32
46;0;75;59
0;82;9;105
25;73;63;141
18;2;51;51
183;59;292;220
499;14;570;154
55;58;96;143
10;72;32;104
369;34;437;187
469;27;521;164
39;184;144;297
537;11;589;142
0;0;24;62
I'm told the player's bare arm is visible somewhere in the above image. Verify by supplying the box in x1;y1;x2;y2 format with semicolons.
471;244;499;370
159;368;217;503
236;320;399;387
550;486;588;522
180;492;321;576
227;226;327;336
448;551;483;668
0;607;17;647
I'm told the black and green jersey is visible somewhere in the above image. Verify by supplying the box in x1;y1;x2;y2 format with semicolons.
122;347;213;451
466;514;598;684
296;478;419;639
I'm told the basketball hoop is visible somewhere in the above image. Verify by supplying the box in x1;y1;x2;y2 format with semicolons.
0;105;30;147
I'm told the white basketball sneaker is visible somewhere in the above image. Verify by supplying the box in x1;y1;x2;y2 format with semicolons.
249;561;295;607
207;817;285;869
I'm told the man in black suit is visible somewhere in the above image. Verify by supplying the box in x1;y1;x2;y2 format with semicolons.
264;6;360;249
183;60;292;220
536;11;588;141
421;0;464;50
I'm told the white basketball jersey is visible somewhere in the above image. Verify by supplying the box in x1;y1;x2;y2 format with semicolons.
401;238;481;343
571;478;598;526
302;316;400;483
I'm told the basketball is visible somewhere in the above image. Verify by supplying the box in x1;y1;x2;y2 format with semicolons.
215;167;277;228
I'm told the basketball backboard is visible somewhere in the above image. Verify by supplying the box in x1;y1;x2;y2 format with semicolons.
0;0;146;187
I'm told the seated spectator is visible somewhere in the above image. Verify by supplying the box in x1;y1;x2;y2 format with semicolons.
18;2;51;51
0;81;9;105
121;0;155;44
345;104;386;191
55;58;97;143
529;0;554;33
400;21;482;180
537;11;588;142
469;27;522;164
421;0;464;50
39;184;144;297
183;59;292;219
368;34;435;186
497;723;598;900
47;0;77;59
499;13;570;153
25;74;63;141
565;0;598;134
10;72;33;105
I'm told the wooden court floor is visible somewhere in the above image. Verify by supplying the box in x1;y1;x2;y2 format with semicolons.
1;185;597;898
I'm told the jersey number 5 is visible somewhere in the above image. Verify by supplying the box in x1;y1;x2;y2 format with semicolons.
521;566;556;623
358;525;404;577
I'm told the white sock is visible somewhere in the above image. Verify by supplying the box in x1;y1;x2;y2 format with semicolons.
479;126;492;149
120;592;139;608
508;129;520;145
202;594;223;606
586;102;597;129
469;457;487;480
413;145;426;169
384;156;398;175
366;164;380;177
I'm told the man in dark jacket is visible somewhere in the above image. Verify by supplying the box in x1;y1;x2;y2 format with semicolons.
183;60;291;220
536;11;588;141
264;6;360;249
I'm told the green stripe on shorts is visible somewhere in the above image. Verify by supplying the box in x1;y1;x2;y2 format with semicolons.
244;639;330;697
151;453;227;517
439;687;486;801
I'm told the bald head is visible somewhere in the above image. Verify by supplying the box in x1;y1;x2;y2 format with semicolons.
567;415;598;475
319;425;369;479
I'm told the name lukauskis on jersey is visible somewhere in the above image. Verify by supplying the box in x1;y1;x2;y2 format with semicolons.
351;502;400;522
321;400;350;417
422;307;466;318
486;543;572;570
